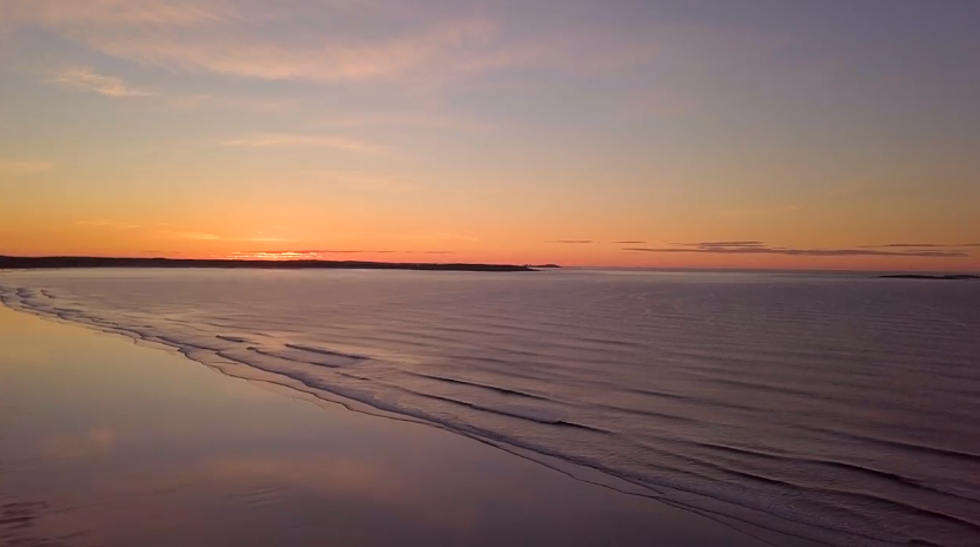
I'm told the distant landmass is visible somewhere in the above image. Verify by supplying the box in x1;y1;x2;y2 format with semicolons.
0;256;536;273
531;264;562;268
878;274;979;280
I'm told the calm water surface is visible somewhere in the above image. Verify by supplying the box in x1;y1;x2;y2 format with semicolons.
2;268;978;546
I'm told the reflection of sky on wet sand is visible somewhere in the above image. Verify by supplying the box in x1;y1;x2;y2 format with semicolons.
0;306;784;547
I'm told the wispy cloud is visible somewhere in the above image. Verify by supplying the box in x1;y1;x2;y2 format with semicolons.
320;111;492;131
153;230;296;242
0;0;234;29
50;67;152;97
679;241;765;248
719;205;800;217
221;133;388;154
74;221;293;243
230;249;457;260
303;170;413;192
76;219;140;229
624;241;971;258
230;250;397;260
154;230;221;241
4;2;668;91
611;240;647;244
428;232;478;242
85;16;498;84
2;1;496;85
170;94;296;113
859;243;980;249
0;159;53;176
240;250;383;255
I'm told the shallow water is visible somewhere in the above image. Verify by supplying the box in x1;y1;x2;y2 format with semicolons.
0;305;756;547
2;268;978;546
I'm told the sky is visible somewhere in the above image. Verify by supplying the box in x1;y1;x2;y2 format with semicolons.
1;0;978;270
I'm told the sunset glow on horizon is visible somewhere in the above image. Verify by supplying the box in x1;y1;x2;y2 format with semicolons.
2;0;978;271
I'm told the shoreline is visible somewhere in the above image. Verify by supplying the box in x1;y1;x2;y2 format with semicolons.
0;294;816;547
0;256;536;272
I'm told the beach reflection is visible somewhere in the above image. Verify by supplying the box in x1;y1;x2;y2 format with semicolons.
0;306;780;547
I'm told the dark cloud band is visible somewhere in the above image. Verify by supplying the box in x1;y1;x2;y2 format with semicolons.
624;242;970;258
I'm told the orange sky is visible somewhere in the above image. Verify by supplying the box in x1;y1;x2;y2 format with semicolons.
1;0;978;271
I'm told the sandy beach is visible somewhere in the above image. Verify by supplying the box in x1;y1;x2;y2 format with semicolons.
0;304;800;547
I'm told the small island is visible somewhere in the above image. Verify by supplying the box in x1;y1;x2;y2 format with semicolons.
877;274;979;280
0;256;536;273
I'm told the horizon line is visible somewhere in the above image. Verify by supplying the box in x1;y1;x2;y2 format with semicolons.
1;254;977;276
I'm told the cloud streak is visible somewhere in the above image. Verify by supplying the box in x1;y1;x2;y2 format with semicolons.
229;250;457;260
83;16;498;84
303;170;413;192
320;111;492;131
153;231;296;242
76;219;140;229
684;241;765;247
50;67;153;97
624;241;971;258
4;1;667;91
221;133;388;154
859;243;980;249
154;230;221;241
0;159;53;177
239;250;392;255
0;0;233;29
170;94;297;113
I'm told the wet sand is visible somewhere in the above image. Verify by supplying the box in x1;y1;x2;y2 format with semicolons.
0;305;802;547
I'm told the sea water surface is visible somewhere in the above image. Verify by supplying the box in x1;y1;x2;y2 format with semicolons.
1;268;978;546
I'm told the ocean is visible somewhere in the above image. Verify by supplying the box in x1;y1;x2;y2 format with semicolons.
1;268;978;546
